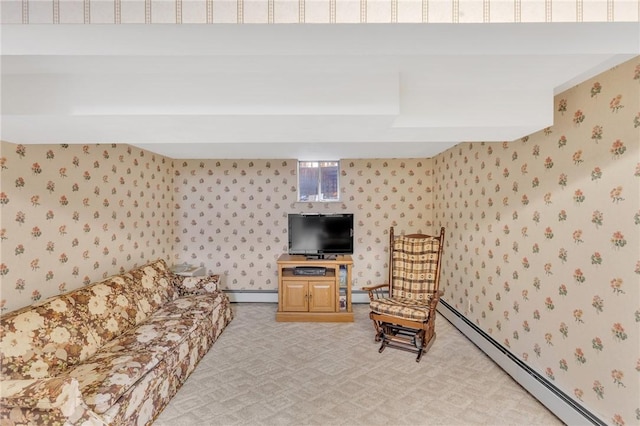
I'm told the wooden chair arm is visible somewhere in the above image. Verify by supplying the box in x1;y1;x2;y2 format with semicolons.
361;283;389;302
427;289;444;311
361;283;388;292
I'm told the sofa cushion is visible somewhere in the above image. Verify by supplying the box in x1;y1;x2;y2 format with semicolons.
67;351;163;415
99;316;198;362
173;275;220;296
125;260;178;317
66;276;146;346
0;296;102;380
70;316;198;414
152;293;225;319
99;358;171;426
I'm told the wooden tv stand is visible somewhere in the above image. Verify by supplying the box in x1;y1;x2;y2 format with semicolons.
276;254;354;322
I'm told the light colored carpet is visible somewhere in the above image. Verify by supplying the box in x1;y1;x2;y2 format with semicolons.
155;303;562;426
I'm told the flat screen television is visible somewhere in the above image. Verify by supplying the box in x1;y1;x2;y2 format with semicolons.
288;213;354;258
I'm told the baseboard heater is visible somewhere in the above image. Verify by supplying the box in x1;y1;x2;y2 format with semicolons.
223;289;371;304
437;300;605;426
223;290;278;303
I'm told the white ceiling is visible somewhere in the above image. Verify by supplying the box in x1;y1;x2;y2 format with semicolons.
1;23;638;159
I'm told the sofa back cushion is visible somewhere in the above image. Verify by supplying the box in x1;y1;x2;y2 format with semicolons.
66;275;146;347
125;259;178;318
0;296;102;380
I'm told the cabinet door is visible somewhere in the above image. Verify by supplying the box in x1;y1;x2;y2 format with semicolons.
308;281;336;312
282;281;309;312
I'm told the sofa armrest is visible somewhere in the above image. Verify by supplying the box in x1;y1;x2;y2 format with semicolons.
1;377;82;417
172;274;220;296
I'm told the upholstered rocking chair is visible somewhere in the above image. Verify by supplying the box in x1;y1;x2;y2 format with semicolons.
363;226;445;362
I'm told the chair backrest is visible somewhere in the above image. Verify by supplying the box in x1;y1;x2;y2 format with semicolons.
388;226;445;300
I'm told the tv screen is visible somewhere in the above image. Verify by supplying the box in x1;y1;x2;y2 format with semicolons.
288;213;354;257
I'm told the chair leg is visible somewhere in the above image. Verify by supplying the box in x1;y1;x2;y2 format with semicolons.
412;329;423;362
373;323;383;342
370;314;383;342
417;331;437;362
377;323;391;352
412;333;422;350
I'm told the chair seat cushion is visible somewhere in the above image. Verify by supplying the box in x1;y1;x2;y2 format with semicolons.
370;296;432;321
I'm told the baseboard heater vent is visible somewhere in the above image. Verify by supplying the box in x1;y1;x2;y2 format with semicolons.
223;289;371;304
437;300;605;426
223;290;278;303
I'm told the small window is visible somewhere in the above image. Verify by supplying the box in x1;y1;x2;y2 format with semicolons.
297;161;340;202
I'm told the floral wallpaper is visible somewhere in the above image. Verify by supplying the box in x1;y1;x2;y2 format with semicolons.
0;143;174;313
173;158;433;290
1;152;431;313
433;58;640;424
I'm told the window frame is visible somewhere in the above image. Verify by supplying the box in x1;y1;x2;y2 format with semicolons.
296;160;340;202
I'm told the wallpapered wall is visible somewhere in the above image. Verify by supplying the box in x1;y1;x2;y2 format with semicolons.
0;151;432;310
173;158;434;289
0;143;174;313
433;58;640;424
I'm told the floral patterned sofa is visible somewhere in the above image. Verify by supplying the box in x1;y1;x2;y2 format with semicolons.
0;259;233;425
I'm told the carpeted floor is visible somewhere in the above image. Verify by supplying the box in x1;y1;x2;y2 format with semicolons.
155;303;563;425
